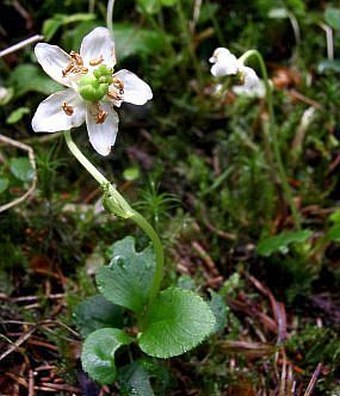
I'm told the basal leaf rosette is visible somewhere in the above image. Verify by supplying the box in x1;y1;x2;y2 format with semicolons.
138;287;216;358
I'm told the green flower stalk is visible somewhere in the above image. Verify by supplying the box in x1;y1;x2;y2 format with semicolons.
209;47;301;229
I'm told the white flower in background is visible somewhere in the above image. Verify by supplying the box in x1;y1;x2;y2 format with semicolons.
209;47;238;77
32;27;153;156
209;47;263;96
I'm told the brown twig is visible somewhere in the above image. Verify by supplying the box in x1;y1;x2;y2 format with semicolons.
192;241;219;277
0;134;37;213
303;363;322;396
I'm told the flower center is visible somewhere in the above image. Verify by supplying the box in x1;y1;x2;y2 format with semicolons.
78;65;113;102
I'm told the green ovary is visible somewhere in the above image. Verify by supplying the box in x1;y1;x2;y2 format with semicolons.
78;66;113;101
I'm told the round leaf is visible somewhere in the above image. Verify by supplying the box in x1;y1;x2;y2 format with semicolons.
9;157;35;182
96;236;155;313
138;287;216;358
82;328;132;385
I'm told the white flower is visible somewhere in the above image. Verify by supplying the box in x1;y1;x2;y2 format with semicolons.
32;27;153;156
209;47;238;77
209;47;263;96
232;67;265;97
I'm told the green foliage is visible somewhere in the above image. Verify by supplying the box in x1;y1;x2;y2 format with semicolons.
10;65;62;98
118;360;156;395
118;359;171;396
0;178;9;194
73;295;124;337
138;287;216;358
113;23;170;60
82;328;132;385
327;210;340;242
97;236;156;313
9;157;35;182
324;7;340;30
135;180;179;229
137;0;177;15
257;230;312;256
42;13;96;41
6;107;30;124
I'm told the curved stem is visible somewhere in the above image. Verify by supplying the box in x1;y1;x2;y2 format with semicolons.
106;0;115;37
239;50;301;230
64;130;107;185
63;130;164;307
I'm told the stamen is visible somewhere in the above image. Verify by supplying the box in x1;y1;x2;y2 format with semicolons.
107;91;123;101
107;78;124;101
96;108;108;124
62;52;88;77
62;101;74;116
89;55;104;66
62;63;73;77
70;51;84;66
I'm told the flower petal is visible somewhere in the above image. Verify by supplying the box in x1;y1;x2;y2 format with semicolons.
113;70;153;106
242;66;260;90
32;89;86;132
35;43;72;86
209;47;238;77
80;27;116;69
86;102;119;156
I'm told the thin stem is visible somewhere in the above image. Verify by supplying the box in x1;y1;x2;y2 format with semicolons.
106;0;115;37
0;35;44;58
240;50;301;229
63;130;164;308
176;0;204;89
63;130;107;185
130;211;164;307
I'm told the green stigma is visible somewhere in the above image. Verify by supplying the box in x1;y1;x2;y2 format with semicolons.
78;65;113;102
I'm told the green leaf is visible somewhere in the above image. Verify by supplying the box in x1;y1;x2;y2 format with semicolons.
123;166;140;181
138;287;216;358
73;295;124;337
329;210;340;224
10;64;62;97
137;0;161;14
0;178;9;194
9;157;35;182
113;23;168;60
160;0;177;6
96;236;155;313
209;291;228;333
118;361;155;396
327;224;340;242
82;328;132;385
42;15;65;41
6;107;30;124
43;13;96;41
324;7;340;30
317;60;340;74
257;230;312;256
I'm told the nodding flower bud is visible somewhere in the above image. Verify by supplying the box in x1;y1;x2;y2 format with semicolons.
78;73;109;101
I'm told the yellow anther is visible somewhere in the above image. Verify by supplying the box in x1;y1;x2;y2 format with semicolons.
89;55;104;66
